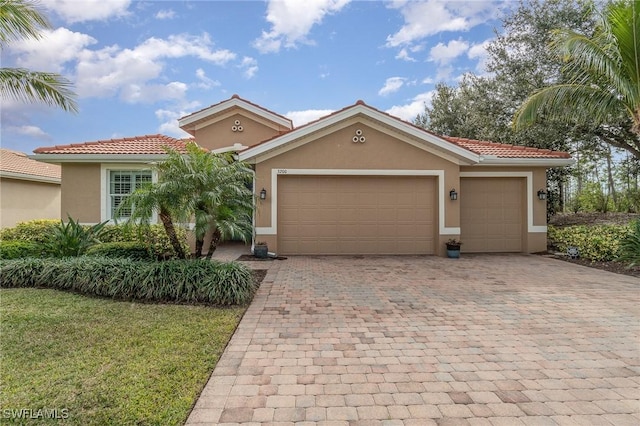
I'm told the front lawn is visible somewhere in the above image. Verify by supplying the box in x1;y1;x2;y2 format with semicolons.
0;288;244;425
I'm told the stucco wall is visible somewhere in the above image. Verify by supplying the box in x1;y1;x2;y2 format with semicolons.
195;108;288;151
61;163;101;222
0;177;61;228
253;121;461;253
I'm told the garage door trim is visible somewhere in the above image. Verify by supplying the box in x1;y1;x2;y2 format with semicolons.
459;171;545;233
255;168;460;236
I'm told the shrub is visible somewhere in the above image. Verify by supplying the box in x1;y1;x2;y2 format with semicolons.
617;220;640;266
102;224;190;259
44;217;109;257
1;221;190;259
0;257;256;305
0;219;59;243
0;241;42;260
548;224;631;261
86;242;155;261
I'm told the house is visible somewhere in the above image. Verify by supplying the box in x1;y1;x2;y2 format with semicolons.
33;95;573;256
0;149;61;228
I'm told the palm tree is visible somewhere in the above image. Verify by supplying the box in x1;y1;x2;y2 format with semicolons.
513;1;640;157
0;0;77;112
121;143;254;259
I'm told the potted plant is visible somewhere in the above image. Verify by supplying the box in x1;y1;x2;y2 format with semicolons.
445;238;462;258
254;241;268;259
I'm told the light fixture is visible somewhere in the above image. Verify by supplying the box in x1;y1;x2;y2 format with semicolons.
259;188;267;200
449;189;458;201
537;189;547;200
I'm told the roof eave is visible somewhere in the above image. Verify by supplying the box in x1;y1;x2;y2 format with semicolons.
29;154;171;163
0;170;61;183
476;157;575;167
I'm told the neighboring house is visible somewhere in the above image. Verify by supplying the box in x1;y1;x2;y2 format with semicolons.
33;94;573;256
0;149;61;228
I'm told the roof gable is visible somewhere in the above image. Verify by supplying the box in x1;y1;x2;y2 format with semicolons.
238;101;573;167
179;94;293;135
238;101;481;164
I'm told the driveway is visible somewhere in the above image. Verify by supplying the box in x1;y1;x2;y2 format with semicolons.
187;254;640;425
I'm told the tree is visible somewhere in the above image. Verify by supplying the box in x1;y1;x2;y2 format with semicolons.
0;0;77;112
121;143;254;259
514;1;640;158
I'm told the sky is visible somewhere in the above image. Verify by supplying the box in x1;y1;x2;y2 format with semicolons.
1;0;509;154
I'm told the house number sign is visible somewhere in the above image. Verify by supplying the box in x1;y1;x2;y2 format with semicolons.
277;169;288;174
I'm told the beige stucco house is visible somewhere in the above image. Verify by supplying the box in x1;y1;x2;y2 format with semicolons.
33;95;572;256
0;149;61;228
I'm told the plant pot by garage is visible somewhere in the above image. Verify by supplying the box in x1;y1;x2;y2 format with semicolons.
446;239;462;258
254;243;268;259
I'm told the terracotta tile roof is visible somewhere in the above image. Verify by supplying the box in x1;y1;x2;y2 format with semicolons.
442;136;572;159
33;134;193;155
0;149;61;180
180;93;293;125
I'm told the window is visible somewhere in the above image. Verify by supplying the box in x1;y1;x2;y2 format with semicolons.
109;170;152;219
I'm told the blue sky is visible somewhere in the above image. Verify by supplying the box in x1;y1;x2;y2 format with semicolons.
1;0;508;154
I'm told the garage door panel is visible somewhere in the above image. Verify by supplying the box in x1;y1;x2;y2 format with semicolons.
278;175;435;255
461;178;523;253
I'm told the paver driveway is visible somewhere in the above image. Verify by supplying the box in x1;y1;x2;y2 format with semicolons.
187;254;640;425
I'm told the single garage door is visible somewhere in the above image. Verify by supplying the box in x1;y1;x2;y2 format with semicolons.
278;175;436;255
460;178;523;252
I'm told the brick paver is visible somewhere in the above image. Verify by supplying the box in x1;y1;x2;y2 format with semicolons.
186;254;639;424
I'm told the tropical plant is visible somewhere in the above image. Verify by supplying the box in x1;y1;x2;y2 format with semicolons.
0;0;77;111
618;220;640;265
514;0;640;158
120;143;253;259
44;216;109;257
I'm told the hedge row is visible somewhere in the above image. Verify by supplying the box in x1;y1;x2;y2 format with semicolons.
0;220;189;259
548;224;632;261
0;257;256;305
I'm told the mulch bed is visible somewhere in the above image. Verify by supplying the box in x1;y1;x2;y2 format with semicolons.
540;252;640;278
237;254;287;261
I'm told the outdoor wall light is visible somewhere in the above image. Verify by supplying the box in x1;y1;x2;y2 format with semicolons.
537;189;547;200
449;189;458;201
259;188;267;200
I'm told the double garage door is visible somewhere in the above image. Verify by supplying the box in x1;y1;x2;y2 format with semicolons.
276;175;524;255
278;175;436;255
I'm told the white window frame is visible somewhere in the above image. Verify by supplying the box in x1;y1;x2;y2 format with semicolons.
100;164;158;224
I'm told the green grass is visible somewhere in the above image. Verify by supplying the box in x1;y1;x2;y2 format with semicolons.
0;288;245;425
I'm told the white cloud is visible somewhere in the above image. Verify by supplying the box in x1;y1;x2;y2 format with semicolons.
386;0;500;47
385;91;435;122
429;39;469;65
6;125;51;140
9;28;96;73
395;48;416;62
239;57;259;79
156;101;201;137
285;109;334;127
71;33;235;101
155;9;176;20
378;77;406;96
468;38;493;73
42;0;131;24
194;69;221;90
254;0;352;53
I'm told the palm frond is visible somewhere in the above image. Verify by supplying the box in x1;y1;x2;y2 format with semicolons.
607;0;640;102
514;84;622;129
0;0;50;47
0;68;78;112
